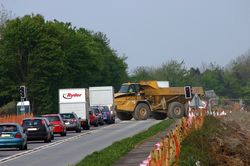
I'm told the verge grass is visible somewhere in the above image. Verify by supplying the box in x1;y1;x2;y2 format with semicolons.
178;116;222;166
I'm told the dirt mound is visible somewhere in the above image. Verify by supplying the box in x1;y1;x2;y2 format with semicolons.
211;112;250;166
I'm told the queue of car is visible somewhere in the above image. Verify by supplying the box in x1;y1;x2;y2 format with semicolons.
89;106;115;126
0;105;115;151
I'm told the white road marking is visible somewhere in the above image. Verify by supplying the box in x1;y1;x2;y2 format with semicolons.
0;119;155;164
0;121;121;164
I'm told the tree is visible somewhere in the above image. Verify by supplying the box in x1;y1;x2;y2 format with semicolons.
130;60;188;86
0;14;128;114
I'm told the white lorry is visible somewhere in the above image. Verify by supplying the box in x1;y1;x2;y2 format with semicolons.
89;86;115;123
59;88;90;130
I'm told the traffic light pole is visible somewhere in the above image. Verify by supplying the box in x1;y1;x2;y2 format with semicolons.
20;97;25;114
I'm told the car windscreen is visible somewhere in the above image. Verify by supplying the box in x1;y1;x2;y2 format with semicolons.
23;119;42;127
60;114;75;119
44;116;60;122
0;125;17;132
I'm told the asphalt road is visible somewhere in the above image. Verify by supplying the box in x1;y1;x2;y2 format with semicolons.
0;119;161;166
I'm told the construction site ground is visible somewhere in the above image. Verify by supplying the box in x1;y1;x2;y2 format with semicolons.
209;111;250;166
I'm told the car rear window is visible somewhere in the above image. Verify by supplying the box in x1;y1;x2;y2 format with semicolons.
23;119;43;126
0;125;17;132
61;114;75;119
101;107;109;112
44;116;60;122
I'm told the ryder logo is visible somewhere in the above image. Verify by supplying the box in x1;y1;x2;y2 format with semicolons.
63;93;82;99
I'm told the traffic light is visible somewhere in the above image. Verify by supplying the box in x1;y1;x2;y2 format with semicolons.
19;86;26;98
184;86;192;99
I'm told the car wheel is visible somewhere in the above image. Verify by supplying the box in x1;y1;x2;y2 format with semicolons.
51;134;54;140
19;143;26;150
24;143;28;150
94;120;98;127
61;131;67;136
100;119;104;125
76;127;81;133
85;125;90;130
44;136;51;143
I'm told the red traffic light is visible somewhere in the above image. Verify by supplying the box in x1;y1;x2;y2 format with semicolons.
184;86;192;99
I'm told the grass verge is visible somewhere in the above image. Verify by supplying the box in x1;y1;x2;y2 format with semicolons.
178;116;222;166
76;119;174;166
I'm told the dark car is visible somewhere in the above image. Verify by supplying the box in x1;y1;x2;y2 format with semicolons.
99;106;115;124
60;112;81;133
42;114;67;136
90;106;104;125
22;117;53;143
0;123;28;150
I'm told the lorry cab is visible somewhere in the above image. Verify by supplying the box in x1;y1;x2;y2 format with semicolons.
119;83;140;94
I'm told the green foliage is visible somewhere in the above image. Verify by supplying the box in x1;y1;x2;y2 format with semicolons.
130;52;250;99
76;119;174;166
200;64;226;96
0;101;16;114
130;60;188;86
0;14;128;114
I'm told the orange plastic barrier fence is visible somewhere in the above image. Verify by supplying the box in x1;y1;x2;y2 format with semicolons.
140;109;206;166
0;113;33;125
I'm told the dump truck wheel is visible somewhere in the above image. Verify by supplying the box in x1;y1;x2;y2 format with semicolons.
168;102;185;119
116;111;133;120
133;112;139;120
134;103;150;120
152;112;167;120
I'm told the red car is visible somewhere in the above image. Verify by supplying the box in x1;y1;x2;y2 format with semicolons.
42;114;67;136
89;110;99;127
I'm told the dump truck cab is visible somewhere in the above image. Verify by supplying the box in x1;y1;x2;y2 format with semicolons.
115;83;147;118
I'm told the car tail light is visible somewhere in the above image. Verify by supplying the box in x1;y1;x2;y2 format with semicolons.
15;132;22;138
42;120;45;125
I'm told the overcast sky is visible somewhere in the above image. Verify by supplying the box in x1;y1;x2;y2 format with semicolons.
2;0;250;72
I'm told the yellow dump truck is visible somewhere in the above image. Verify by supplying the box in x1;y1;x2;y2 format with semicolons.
114;80;204;120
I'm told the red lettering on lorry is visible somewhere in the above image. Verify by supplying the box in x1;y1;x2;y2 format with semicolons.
63;93;82;99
